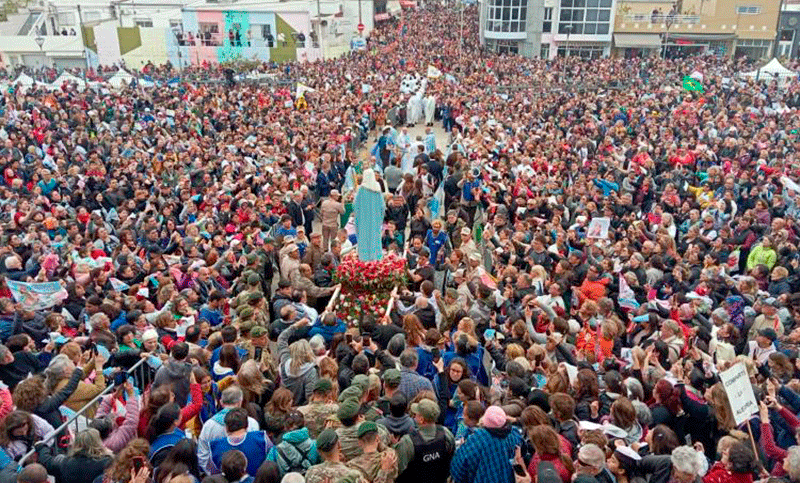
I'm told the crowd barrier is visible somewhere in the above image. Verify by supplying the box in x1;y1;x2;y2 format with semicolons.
17;357;150;467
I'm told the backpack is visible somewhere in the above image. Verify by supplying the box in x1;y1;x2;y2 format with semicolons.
274;441;312;476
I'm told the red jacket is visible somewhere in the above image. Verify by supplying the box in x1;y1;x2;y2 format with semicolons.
703;462;753;483
577;278;609;303
528;450;573;483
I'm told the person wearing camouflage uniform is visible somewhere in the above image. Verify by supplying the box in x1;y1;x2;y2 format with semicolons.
237;325;277;381
305;429;366;483
230;274;262;312
248;292;270;327
347;421;399;483
336;398;391;462
233;306;255;330
444;210;466;250
347;374;381;422
298;378;340;438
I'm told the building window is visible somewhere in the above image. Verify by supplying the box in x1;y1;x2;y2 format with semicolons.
487;38;520;53
557;42;604;58
558;0;612;36
485;0;527;33
708;40;727;57
199;22;220;46
543;7;552;32
735;38;771;59
260;25;274;46
57;12;75;26
170;20;181;29
135;19;153;27
736;6;761;14
540;42;550;57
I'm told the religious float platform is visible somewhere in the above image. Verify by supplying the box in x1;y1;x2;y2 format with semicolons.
331;253;407;324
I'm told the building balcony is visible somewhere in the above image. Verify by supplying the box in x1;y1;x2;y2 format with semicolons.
484;20;528;39
483;29;528;39
616;12;775;39
621;13;700;25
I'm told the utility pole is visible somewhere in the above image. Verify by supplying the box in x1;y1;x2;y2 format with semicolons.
661;16;672;59
317;0;324;59
773;0;785;58
459;0;463;53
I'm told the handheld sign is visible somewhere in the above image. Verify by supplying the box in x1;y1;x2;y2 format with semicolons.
719;363;758;426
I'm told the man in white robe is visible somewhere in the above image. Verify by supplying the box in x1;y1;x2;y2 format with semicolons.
407;92;423;127
398;128;414;174
424;93;436;126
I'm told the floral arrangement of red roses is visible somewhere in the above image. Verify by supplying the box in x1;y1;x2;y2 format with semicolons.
333;253;406;323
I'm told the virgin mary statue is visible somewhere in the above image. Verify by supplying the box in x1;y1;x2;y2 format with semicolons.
354;169;385;261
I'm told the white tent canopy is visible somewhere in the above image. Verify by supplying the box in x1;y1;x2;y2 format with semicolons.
13;73;34;86
107;69;134;89
741;58;798;84
52;72;86;89
12;73;36;93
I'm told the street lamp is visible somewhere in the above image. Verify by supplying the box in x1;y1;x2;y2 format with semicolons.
172;28;183;71
35;36;45;68
661;16;674;58
564;24;572;57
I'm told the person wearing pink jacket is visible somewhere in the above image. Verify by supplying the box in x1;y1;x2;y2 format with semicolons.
90;380;140;452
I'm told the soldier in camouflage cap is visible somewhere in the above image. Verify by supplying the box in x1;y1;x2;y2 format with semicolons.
236;305;255;322
305;429;365;483
375;369;402;416
336;399;391;463
247;290;269;327
338;385;364;403
351;374;370;394
298;378;339;438
235;321;255;358
231;273;262;309
346;421;399;483
338;379;379;422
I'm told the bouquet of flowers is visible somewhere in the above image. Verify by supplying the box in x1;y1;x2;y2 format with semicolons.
333;253;406;324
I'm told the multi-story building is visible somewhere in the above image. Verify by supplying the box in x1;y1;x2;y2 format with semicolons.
777;0;800;58
0;0;383;68
480;0;615;59
479;0;545;57
553;0;615;58
612;0;780;59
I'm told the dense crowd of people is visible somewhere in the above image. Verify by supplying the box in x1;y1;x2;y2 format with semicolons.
1;3;800;483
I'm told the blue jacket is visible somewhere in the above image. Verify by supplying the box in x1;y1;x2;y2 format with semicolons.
150;428;186;461
416;347;436;381
210;344;248;367
211;431;272;476
425;230;448;263
450;426;523;483
199;306;224;326
443;347;488;386
592;178;619;196
308;319;347;343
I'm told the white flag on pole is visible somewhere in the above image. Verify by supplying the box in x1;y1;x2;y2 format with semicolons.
296;82;316;98
427;65;442;79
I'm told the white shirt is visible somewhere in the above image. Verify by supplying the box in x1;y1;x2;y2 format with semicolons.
747;340;776;365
